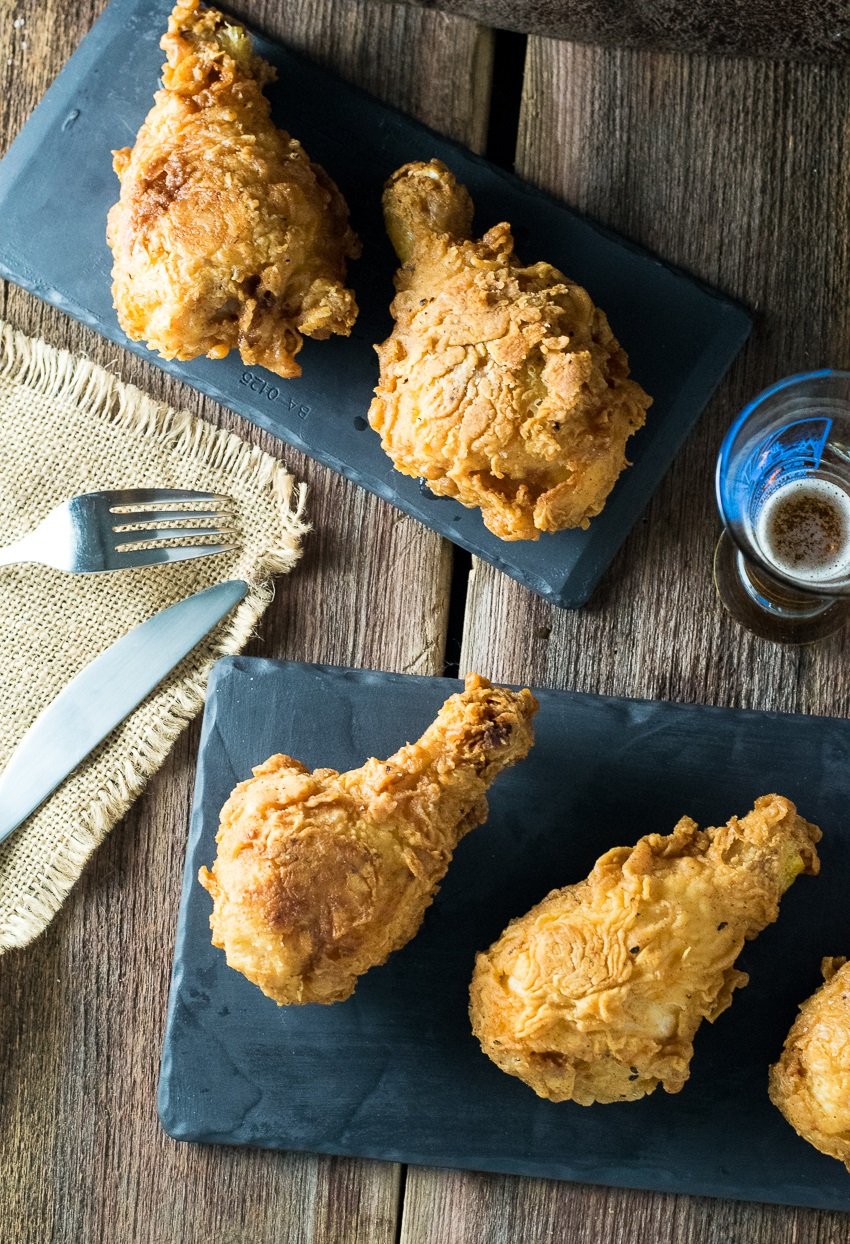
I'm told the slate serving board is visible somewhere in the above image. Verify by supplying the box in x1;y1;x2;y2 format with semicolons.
0;0;750;607
159;657;850;1210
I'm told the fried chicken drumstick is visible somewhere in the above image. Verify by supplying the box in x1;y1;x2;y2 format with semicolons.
368;160;652;541
769;956;850;1170
199;674;537;1005
107;0;359;378
470;795;821;1104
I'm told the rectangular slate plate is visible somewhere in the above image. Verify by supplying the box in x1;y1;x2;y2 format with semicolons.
159;657;850;1210
0;0;751;607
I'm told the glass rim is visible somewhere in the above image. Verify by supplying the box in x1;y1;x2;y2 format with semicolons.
716;369;846;492
716;368;850;598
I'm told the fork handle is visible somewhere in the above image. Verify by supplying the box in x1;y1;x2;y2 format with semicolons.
0;538;34;568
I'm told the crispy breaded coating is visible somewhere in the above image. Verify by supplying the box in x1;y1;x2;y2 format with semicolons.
107;0;359;378
769;956;850;1170
368;160;651;541
470;795;821;1104
199;674;538;1005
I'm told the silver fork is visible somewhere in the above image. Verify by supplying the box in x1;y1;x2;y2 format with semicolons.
0;488;238;573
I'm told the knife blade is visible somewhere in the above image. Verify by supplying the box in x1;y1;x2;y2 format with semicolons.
0;579;248;844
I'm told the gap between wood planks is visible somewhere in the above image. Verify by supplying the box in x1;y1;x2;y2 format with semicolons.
442;27;528;680
394;27;527;1237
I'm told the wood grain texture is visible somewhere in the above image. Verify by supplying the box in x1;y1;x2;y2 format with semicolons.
433;39;850;1244
4;7;850;1242
0;2;491;1241
460;43;850;717
378;0;850;62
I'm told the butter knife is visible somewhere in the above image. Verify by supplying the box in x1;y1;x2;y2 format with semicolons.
0;579;248;844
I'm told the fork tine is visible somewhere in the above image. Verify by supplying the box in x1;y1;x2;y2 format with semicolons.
114;526;237;548
101;488;232;508
113;544;238;568
111;507;233;526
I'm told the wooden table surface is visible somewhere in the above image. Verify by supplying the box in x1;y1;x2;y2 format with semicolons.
2;1;849;1241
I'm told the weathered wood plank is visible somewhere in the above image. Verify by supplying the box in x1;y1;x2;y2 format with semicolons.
402;1168;850;1244
0;2;492;1241
407;39;850;1244
460;43;850;719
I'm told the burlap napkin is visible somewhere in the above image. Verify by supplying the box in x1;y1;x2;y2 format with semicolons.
0;321;308;952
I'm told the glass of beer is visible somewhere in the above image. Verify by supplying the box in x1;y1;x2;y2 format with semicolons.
715;371;850;643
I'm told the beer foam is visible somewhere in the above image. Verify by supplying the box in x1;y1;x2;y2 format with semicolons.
755;477;850;583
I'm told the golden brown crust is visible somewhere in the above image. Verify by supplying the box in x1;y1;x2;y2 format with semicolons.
368;159;651;542
106;0;358;377
769;956;850;1170
470;794;821;1104
199;674;538;1005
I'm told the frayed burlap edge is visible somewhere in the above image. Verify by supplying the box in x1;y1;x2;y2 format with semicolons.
0;321;309;951
0;322;308;579
0;591;271;952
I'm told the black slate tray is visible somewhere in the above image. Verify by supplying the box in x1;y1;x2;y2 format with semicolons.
159;657;850;1210
0;0;750;607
